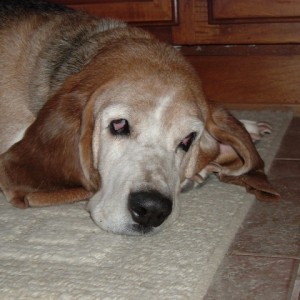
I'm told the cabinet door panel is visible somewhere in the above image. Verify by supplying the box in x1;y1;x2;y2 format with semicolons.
51;0;178;25
210;0;300;23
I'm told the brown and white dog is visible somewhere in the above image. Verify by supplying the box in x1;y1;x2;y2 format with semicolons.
0;1;279;235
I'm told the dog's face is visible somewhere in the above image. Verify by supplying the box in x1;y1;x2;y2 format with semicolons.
87;76;205;235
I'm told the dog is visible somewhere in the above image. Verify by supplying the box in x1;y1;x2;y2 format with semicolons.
0;0;279;235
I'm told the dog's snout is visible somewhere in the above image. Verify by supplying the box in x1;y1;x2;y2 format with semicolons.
128;191;172;228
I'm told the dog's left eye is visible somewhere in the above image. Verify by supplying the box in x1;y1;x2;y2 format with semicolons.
178;132;197;152
110;119;130;136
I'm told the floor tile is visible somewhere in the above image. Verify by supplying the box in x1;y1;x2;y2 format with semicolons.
268;159;300;180
268;160;300;208
230;160;300;258
230;204;299;258
289;262;300;300
276;117;300;159
204;256;297;300
230;203;299;258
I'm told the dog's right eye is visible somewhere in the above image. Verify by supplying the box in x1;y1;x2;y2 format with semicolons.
178;132;196;152
110;119;130;136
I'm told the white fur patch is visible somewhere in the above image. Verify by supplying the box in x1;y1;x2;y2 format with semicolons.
88;90;204;235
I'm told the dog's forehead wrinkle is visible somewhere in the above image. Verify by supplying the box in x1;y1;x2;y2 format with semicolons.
153;93;175;120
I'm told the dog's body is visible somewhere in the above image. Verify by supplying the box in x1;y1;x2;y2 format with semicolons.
0;1;279;235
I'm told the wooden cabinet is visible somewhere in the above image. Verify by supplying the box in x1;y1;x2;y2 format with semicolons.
49;0;300;111
171;0;300;110
50;0;300;45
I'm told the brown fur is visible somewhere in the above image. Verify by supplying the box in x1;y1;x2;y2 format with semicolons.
0;1;279;210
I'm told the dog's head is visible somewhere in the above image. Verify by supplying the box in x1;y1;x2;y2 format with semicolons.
78;35;208;235
86;79;207;235
0;27;278;235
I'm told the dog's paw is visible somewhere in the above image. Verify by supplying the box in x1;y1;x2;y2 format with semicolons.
10;196;29;209
241;120;272;143
180;169;209;193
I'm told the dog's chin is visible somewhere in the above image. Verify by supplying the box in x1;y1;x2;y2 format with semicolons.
127;224;161;236
91;216;172;236
89;201;178;236
95;222;163;236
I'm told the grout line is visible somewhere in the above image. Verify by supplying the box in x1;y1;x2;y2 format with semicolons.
274;158;300;161
289;263;300;300
290;279;300;300
231;251;300;260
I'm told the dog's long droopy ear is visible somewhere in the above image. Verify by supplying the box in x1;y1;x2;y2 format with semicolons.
79;92;101;192
205;107;280;201
0;82;101;208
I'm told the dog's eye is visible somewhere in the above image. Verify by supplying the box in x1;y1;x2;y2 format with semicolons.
110;119;130;136
178;132;197;152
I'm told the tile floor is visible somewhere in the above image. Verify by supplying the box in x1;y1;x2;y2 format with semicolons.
204;117;300;300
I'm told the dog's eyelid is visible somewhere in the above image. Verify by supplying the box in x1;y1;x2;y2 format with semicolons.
109;119;130;136
178;131;197;152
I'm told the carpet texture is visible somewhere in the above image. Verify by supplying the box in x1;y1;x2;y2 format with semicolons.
0;110;293;299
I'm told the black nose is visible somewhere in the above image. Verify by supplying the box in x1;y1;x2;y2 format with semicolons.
128;191;172;228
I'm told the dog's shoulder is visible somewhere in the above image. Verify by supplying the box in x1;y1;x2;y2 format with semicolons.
0;0;129;113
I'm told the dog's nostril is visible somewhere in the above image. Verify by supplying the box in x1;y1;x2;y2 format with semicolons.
128;191;172;228
132;206;147;218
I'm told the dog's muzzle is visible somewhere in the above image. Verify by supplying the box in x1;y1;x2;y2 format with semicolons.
128;190;172;231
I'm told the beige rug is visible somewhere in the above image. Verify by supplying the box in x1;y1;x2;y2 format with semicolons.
0;110;293;299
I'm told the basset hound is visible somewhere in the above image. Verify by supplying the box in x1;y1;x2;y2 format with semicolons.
0;0;279;235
